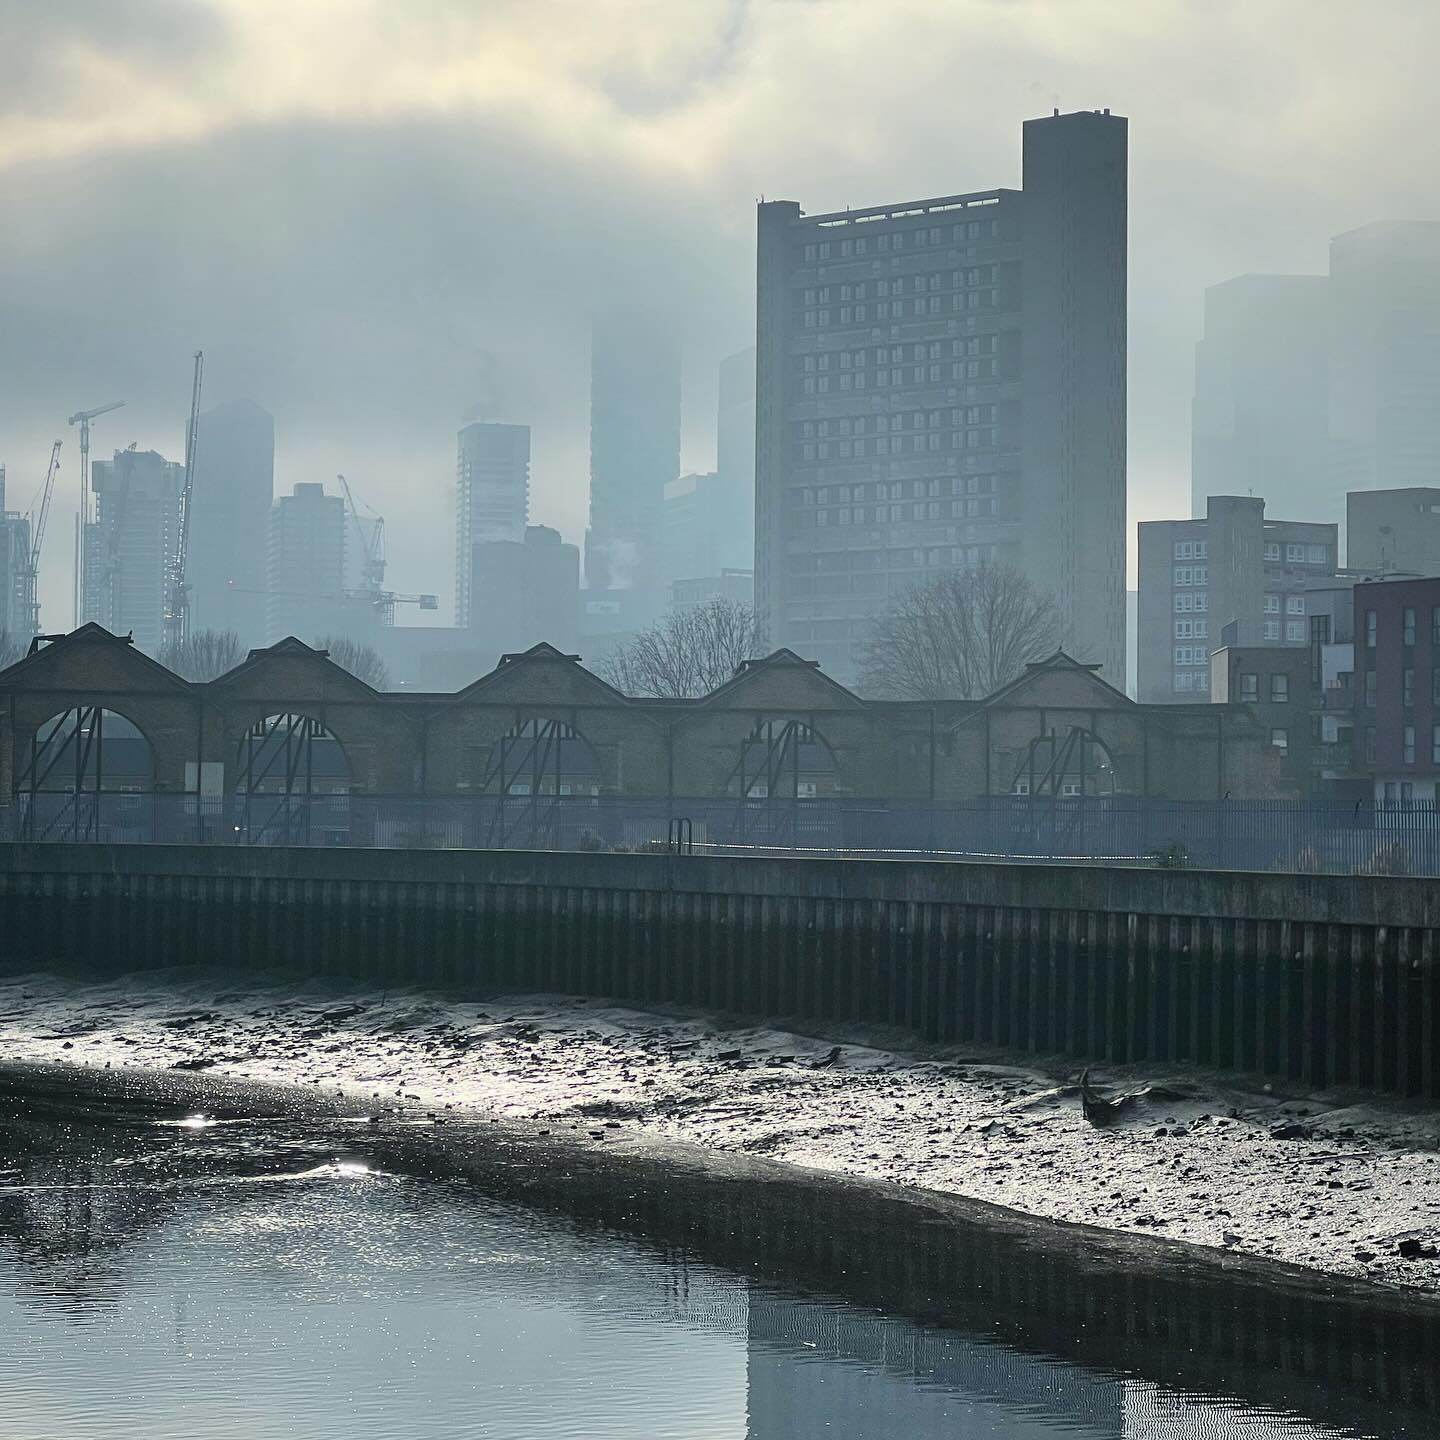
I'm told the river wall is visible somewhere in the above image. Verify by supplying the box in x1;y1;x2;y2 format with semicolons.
0;843;1434;1100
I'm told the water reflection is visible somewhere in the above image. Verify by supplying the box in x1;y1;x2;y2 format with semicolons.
0;1079;1424;1439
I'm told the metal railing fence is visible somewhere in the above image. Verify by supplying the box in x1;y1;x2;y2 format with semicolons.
2;791;1433;876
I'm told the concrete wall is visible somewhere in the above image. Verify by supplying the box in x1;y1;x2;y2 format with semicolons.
0;844;1433;1100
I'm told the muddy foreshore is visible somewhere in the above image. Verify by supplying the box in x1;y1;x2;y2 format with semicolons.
2;1049;1439;1436
4;968;1440;1290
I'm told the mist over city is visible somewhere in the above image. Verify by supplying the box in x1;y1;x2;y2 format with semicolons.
1;2;1434;659
3;7;1440;1439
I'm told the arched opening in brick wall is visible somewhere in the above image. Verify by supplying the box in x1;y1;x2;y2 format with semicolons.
724;717;842;849
730;717;838;801
17;706;156;841
476;715;600;849
1007;726;1120;798
234;713;351;845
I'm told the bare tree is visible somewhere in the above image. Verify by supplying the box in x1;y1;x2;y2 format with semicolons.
857;566;1060;700
598;598;767;698
316;633;390;690
0;631;27;672
158;628;246;681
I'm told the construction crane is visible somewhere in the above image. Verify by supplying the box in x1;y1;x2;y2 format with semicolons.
335;473;386;595
164;351;204;652
66;399;125;625
20;441;63;637
331;475;437;623
370;589;439;626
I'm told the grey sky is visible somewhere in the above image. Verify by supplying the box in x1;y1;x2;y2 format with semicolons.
1;0;1436;626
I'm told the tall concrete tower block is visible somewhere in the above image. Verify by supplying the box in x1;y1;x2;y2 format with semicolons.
1018;110;1128;684
754;111;1127;685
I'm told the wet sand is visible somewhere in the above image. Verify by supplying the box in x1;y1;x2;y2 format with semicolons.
2;966;1437;1294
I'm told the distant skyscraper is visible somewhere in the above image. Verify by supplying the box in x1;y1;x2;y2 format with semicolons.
83;448;184;654
1329;222;1440;495
1191;222;1440;530
1346;487;1440;575
455;421;529;627
267;481;365;645
754;110;1127;684
1191;276;1330;520
188;399;275;647
0;466;34;642
662;472;751;585
586;309;681;593
717;345;756;555
470;524;580;660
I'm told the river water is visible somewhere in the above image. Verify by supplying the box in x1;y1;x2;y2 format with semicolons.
0;1078;1424;1439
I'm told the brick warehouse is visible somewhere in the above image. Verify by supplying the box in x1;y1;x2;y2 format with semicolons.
0;626;1279;822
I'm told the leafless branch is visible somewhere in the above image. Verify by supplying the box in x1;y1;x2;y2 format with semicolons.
856;565;1059;700
597;598;768;698
315;633;390;690
157;628;246;681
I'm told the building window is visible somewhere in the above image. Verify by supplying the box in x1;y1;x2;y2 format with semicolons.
1404;725;1416;764
1270;674;1289;703
1365;670;1377;707
1365;726;1376;764
1404;668;1415;708
1271;728;1289;755
1433;607;1440;646
1286;595;1305;615
1432;724;1440;765
1264;542;1280;562
1285;620;1306;642
1264;594;1281;615
1404;607;1417;645
1263;620;1280;642
1286;543;1305;563
1239;674;1258;703
1366;610;1377;647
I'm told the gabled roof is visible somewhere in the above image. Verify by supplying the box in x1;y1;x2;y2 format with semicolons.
699;648;865;709
454;640;631;705
208;636;380;695
497;641;583;666
0;623;194;693
977;649;1134;711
